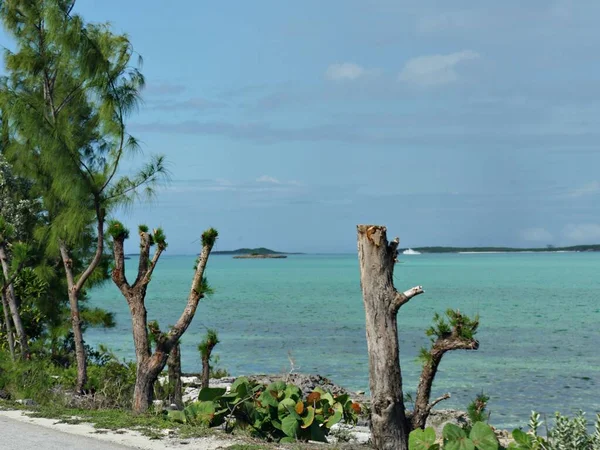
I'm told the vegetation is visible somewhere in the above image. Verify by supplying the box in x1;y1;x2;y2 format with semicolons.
198;328;220;389
213;248;298;255
109;221;218;413
409;422;499;450
166;377;361;443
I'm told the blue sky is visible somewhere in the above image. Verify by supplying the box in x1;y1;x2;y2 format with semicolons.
2;0;600;253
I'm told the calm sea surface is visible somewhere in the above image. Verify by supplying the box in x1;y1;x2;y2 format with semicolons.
86;253;600;429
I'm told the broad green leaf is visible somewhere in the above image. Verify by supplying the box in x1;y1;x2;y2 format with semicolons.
409;427;437;450
443;424;474;450
167;410;186;423
285;384;302;400
267;380;286;393
280;437;296;443
197;387;226;401
259;389;279;408
301;406;315;429
511;429;533;448
278;397;299;419
325;402;343;428
470;422;498;450
281;414;300;438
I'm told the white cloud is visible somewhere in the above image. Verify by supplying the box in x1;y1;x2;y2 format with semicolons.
256;175;281;184
520;227;554;243
565;181;600;198
325;63;366;81
398;50;480;86
563;224;600;243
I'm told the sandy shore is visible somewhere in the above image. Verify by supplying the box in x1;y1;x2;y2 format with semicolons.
0;409;239;450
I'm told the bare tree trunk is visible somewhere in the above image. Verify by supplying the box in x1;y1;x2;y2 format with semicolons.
411;329;479;430
1;292;15;360
0;246;29;358
167;343;183;408
111;224;217;414
201;353;210;389
60;243;87;393
357;225;424;450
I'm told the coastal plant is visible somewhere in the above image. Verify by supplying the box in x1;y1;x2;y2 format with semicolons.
409;422;499;450
110;222;218;413
508;411;600;450
357;225;481;450
0;0;167;392
198;329;219;388
165;377;362;443
466;393;491;429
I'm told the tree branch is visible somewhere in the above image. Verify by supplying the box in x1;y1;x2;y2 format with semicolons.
111;234;130;293
74;201;104;293
133;231;152;287
428;393;451;412
394;285;424;309
165;238;215;349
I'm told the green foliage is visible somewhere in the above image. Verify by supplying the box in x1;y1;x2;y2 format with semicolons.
198;329;219;359
107;220;129;240
165;377;362;443
201;228;219;247
508;411;600;450
426;309;479;342
138;224;149;233
409;422;499;450
467;393;490;426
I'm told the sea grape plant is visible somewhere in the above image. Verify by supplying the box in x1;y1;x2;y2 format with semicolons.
166;377;362;443
409;422;499;450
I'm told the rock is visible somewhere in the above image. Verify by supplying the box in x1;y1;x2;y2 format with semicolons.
181;376;201;386
167;403;180;411
16;399;37;406
182;387;200;404
424;409;470;436
248;373;350;398
329;423;371;445
153;400;164;409
0;389;10;400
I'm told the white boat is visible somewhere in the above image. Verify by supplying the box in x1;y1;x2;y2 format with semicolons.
402;248;421;255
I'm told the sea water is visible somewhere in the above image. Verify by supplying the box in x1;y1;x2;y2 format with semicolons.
86;253;600;429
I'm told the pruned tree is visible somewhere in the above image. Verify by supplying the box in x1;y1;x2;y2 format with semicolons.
167;342;183;409
198;328;219;389
0;0;166;392
357;225;479;450
411;309;479;430
109;221;218;413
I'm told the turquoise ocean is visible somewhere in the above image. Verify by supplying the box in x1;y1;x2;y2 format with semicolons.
86;253;600;429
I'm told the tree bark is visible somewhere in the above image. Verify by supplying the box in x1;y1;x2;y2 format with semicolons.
411;335;478;430
59;242;87;393
167;343;183;408
1;291;15;360
357;225;424;450
111;226;216;414
0;245;29;358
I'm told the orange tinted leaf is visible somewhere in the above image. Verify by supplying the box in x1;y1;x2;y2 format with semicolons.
307;392;321;403
295;401;305;415
351;402;361;413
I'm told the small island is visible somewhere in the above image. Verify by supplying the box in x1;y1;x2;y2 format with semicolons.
213;247;298;259
233;254;287;259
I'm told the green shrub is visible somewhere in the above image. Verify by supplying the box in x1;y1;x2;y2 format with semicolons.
409;421;499;450
0;351;62;404
165;377;362;443
509;411;600;450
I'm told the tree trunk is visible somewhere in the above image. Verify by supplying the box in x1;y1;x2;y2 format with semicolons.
59;243;87;393
0;246;29;358
133;360;155;414
1;292;15;360
357;225;424;450
201;354;210;389
167;343;183;408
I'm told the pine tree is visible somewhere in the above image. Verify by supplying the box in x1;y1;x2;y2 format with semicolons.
0;0;166;392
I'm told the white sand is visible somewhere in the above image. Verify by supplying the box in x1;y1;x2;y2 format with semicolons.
0;409;240;450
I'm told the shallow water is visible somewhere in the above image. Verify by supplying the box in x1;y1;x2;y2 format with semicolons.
86;252;600;429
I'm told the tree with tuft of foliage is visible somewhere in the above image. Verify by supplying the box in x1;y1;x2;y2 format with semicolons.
0;0;166;392
110;222;218;413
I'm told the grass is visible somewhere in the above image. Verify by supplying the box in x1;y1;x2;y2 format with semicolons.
25;404;210;439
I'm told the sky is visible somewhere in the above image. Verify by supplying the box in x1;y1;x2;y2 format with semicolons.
2;0;600;254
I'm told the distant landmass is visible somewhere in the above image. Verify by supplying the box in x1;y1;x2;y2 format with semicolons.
213;247;302;256
400;244;600;254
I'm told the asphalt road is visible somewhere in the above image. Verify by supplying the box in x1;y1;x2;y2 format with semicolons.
0;414;133;450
